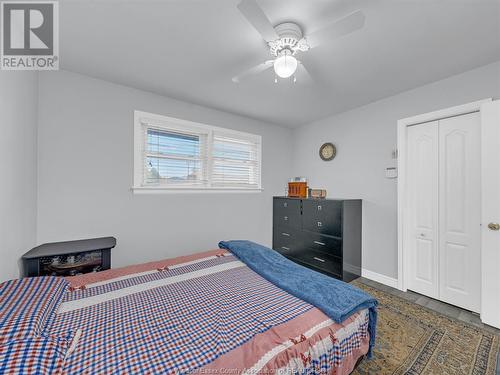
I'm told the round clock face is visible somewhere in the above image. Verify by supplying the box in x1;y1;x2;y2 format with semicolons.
319;143;336;161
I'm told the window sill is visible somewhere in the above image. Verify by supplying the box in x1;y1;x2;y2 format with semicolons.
131;186;264;194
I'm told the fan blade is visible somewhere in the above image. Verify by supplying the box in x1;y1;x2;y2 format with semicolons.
296;62;314;85
232;60;274;83
306;10;365;49
237;0;278;42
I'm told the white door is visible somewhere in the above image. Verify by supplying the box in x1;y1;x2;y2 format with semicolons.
407;121;439;299
481;101;500;328
438;113;481;312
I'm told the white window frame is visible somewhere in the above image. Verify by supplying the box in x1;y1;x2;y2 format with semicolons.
133;110;262;193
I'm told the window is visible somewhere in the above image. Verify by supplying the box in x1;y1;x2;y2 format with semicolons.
144;129;207;186
134;111;262;191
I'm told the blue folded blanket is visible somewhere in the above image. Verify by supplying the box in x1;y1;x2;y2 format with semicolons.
219;240;378;358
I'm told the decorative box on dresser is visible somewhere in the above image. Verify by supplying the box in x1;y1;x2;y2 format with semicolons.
273;197;362;282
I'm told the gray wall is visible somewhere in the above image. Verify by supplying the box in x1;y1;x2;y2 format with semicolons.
37;71;292;269
0;72;38;281
292;61;500;279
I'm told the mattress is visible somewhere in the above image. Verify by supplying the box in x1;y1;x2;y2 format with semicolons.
46;249;370;374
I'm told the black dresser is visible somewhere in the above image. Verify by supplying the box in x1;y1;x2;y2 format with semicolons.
272;197;362;282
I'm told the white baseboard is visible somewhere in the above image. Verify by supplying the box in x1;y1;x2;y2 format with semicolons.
361;269;399;289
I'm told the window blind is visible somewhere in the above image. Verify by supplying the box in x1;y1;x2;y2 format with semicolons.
212;133;261;188
143;128;208;187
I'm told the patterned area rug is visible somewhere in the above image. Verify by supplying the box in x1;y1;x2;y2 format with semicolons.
352;281;499;375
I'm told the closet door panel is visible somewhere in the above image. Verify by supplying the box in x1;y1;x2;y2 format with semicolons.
407;121;439;298
438;112;481;313
480;100;500;328
415;238;434;282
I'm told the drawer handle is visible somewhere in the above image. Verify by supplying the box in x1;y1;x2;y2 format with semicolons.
283;202;288;207
313;256;326;263
317;221;322;227
317;205;322;211
281;232;290;237
281;246;290;251
284;216;288;221
313;241;325;246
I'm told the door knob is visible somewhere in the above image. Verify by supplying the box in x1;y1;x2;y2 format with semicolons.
488;223;500;231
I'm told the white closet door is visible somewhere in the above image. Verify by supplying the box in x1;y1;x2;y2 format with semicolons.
407;121;439;298
438;112;481;313
481;100;500;328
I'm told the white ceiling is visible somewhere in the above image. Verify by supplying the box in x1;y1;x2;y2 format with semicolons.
60;0;500;127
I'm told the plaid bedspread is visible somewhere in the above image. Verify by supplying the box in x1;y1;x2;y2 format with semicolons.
44;250;369;374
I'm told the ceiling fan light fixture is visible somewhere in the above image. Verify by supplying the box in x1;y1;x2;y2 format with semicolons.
273;52;298;78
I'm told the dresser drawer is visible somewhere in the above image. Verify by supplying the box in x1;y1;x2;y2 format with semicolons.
302;200;342;237
273;198;301;229
273;228;301;255
293;249;342;277
300;232;342;258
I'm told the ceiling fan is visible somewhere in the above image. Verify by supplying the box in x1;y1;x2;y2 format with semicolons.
232;0;365;84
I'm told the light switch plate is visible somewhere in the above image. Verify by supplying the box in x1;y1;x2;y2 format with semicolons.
386;167;398;179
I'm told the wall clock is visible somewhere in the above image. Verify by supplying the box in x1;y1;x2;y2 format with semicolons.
319;143;336;161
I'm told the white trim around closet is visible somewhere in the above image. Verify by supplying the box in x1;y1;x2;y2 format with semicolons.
396;98;492;292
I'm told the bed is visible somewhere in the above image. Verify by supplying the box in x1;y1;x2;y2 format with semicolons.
0;241;377;374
